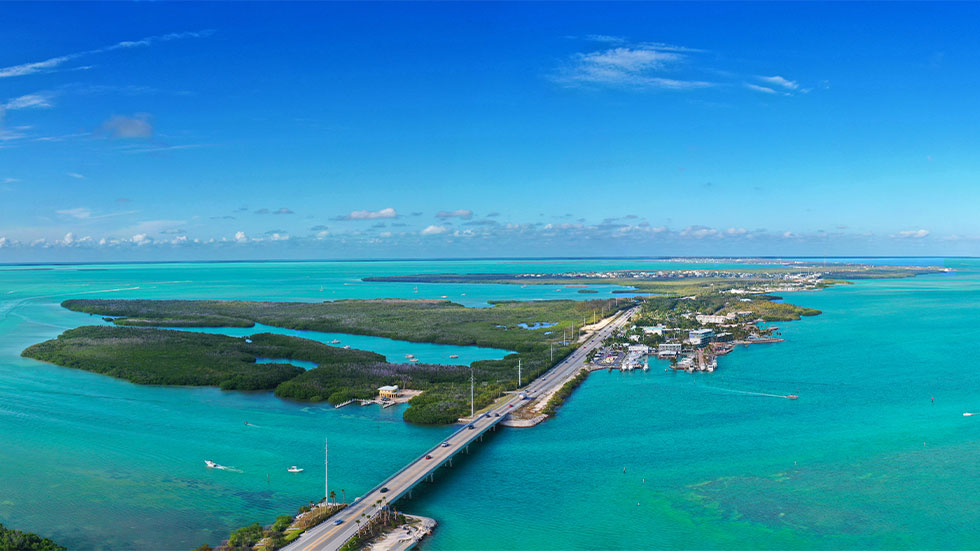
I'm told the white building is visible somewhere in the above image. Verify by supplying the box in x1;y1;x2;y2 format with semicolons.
695;313;735;325
628;344;650;354
689;328;715;346
657;343;682;357
640;325;666;336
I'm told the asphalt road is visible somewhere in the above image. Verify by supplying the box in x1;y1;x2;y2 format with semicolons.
285;306;637;551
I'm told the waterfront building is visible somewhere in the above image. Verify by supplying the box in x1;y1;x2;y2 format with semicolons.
378;385;400;399
715;332;733;342
689;328;715;346
658;343;682;358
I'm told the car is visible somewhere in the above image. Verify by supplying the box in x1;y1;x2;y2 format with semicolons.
441;442;450;447
425;454;433;460
380;487;389;493
494;413;500;417
353;497;361;503
467;424;475;430
333;519;343;526
508;404;513;408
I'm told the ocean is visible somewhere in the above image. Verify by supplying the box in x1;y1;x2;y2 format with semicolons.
0;258;973;549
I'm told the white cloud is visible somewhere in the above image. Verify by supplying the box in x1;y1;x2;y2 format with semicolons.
0;236;8;248
0;30;213;79
234;231;247;243
556;44;714;90
66;172;85;179
57;207;92;219
436;209;473;219
4;93;54;110
269;233;290;241
131;233;151;245
421;225;448;236
101;114;153;139
744;83;778;94
315;230;329;240
680;225;719;239
339;207;398;221
586;34;626;44
895;229;930;239
758;75;799;90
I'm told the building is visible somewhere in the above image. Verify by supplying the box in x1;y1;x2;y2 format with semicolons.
640;325;666;336
689;328;715;346
695;313;735;325
657;343;682;358
378;385;400;399
715;332;733;343
628;344;650;354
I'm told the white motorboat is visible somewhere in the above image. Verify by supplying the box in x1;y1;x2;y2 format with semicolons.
331;339;341;344
287;466;304;473
205;460;218;468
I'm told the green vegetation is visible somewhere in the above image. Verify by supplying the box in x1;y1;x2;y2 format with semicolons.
542;369;590;416
0;524;65;551
34;297;627;424
226;523;264;550
21;327;381;390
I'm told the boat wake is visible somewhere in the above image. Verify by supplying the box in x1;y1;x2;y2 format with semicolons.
698;384;796;399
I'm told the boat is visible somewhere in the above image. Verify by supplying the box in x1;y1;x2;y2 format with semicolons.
205;460;218;468
410;358;420;363
287;466;304;473
449;354;459;359
786;394;799;400
405;354;414;359
343;345;351;349
330;339;341;344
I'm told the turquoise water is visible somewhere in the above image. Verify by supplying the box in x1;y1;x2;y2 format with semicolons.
1;258;974;549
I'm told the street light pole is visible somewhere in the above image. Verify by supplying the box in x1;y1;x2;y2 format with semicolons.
470;366;474;418
518;358;521;388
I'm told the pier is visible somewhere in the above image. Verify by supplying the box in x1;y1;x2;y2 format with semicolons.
284;306;638;551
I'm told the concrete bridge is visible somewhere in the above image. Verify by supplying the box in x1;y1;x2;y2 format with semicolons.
285;306;638;551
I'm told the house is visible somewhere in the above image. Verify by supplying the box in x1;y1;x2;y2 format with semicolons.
378;385;400;399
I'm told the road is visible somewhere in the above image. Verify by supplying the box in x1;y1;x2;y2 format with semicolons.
284;306;638;551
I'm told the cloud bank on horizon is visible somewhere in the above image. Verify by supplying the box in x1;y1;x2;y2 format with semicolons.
0;2;976;261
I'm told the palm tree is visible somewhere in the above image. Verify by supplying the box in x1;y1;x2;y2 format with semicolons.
329;490;337;504
341;488;346;504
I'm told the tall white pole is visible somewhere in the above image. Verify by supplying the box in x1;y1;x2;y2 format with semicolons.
518;358;521;387
324;437;328;503
470;367;474;417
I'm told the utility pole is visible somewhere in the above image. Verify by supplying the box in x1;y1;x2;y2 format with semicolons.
470;366;474;417
518;358;522;387
550;341;554;362
324;437;328;503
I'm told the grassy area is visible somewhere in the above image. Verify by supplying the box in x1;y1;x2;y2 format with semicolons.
34;298;628;424
0;523;65;551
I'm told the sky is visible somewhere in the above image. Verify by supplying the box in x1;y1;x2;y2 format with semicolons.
2;1;980;262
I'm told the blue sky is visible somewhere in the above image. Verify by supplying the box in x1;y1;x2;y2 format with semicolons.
2;1;979;261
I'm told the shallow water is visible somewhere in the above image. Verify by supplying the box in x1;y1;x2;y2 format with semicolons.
1;257;973;549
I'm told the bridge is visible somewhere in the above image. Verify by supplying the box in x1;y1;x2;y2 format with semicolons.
285;306;638;551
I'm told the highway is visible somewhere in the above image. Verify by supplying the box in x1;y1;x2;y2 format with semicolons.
284;306;638;551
